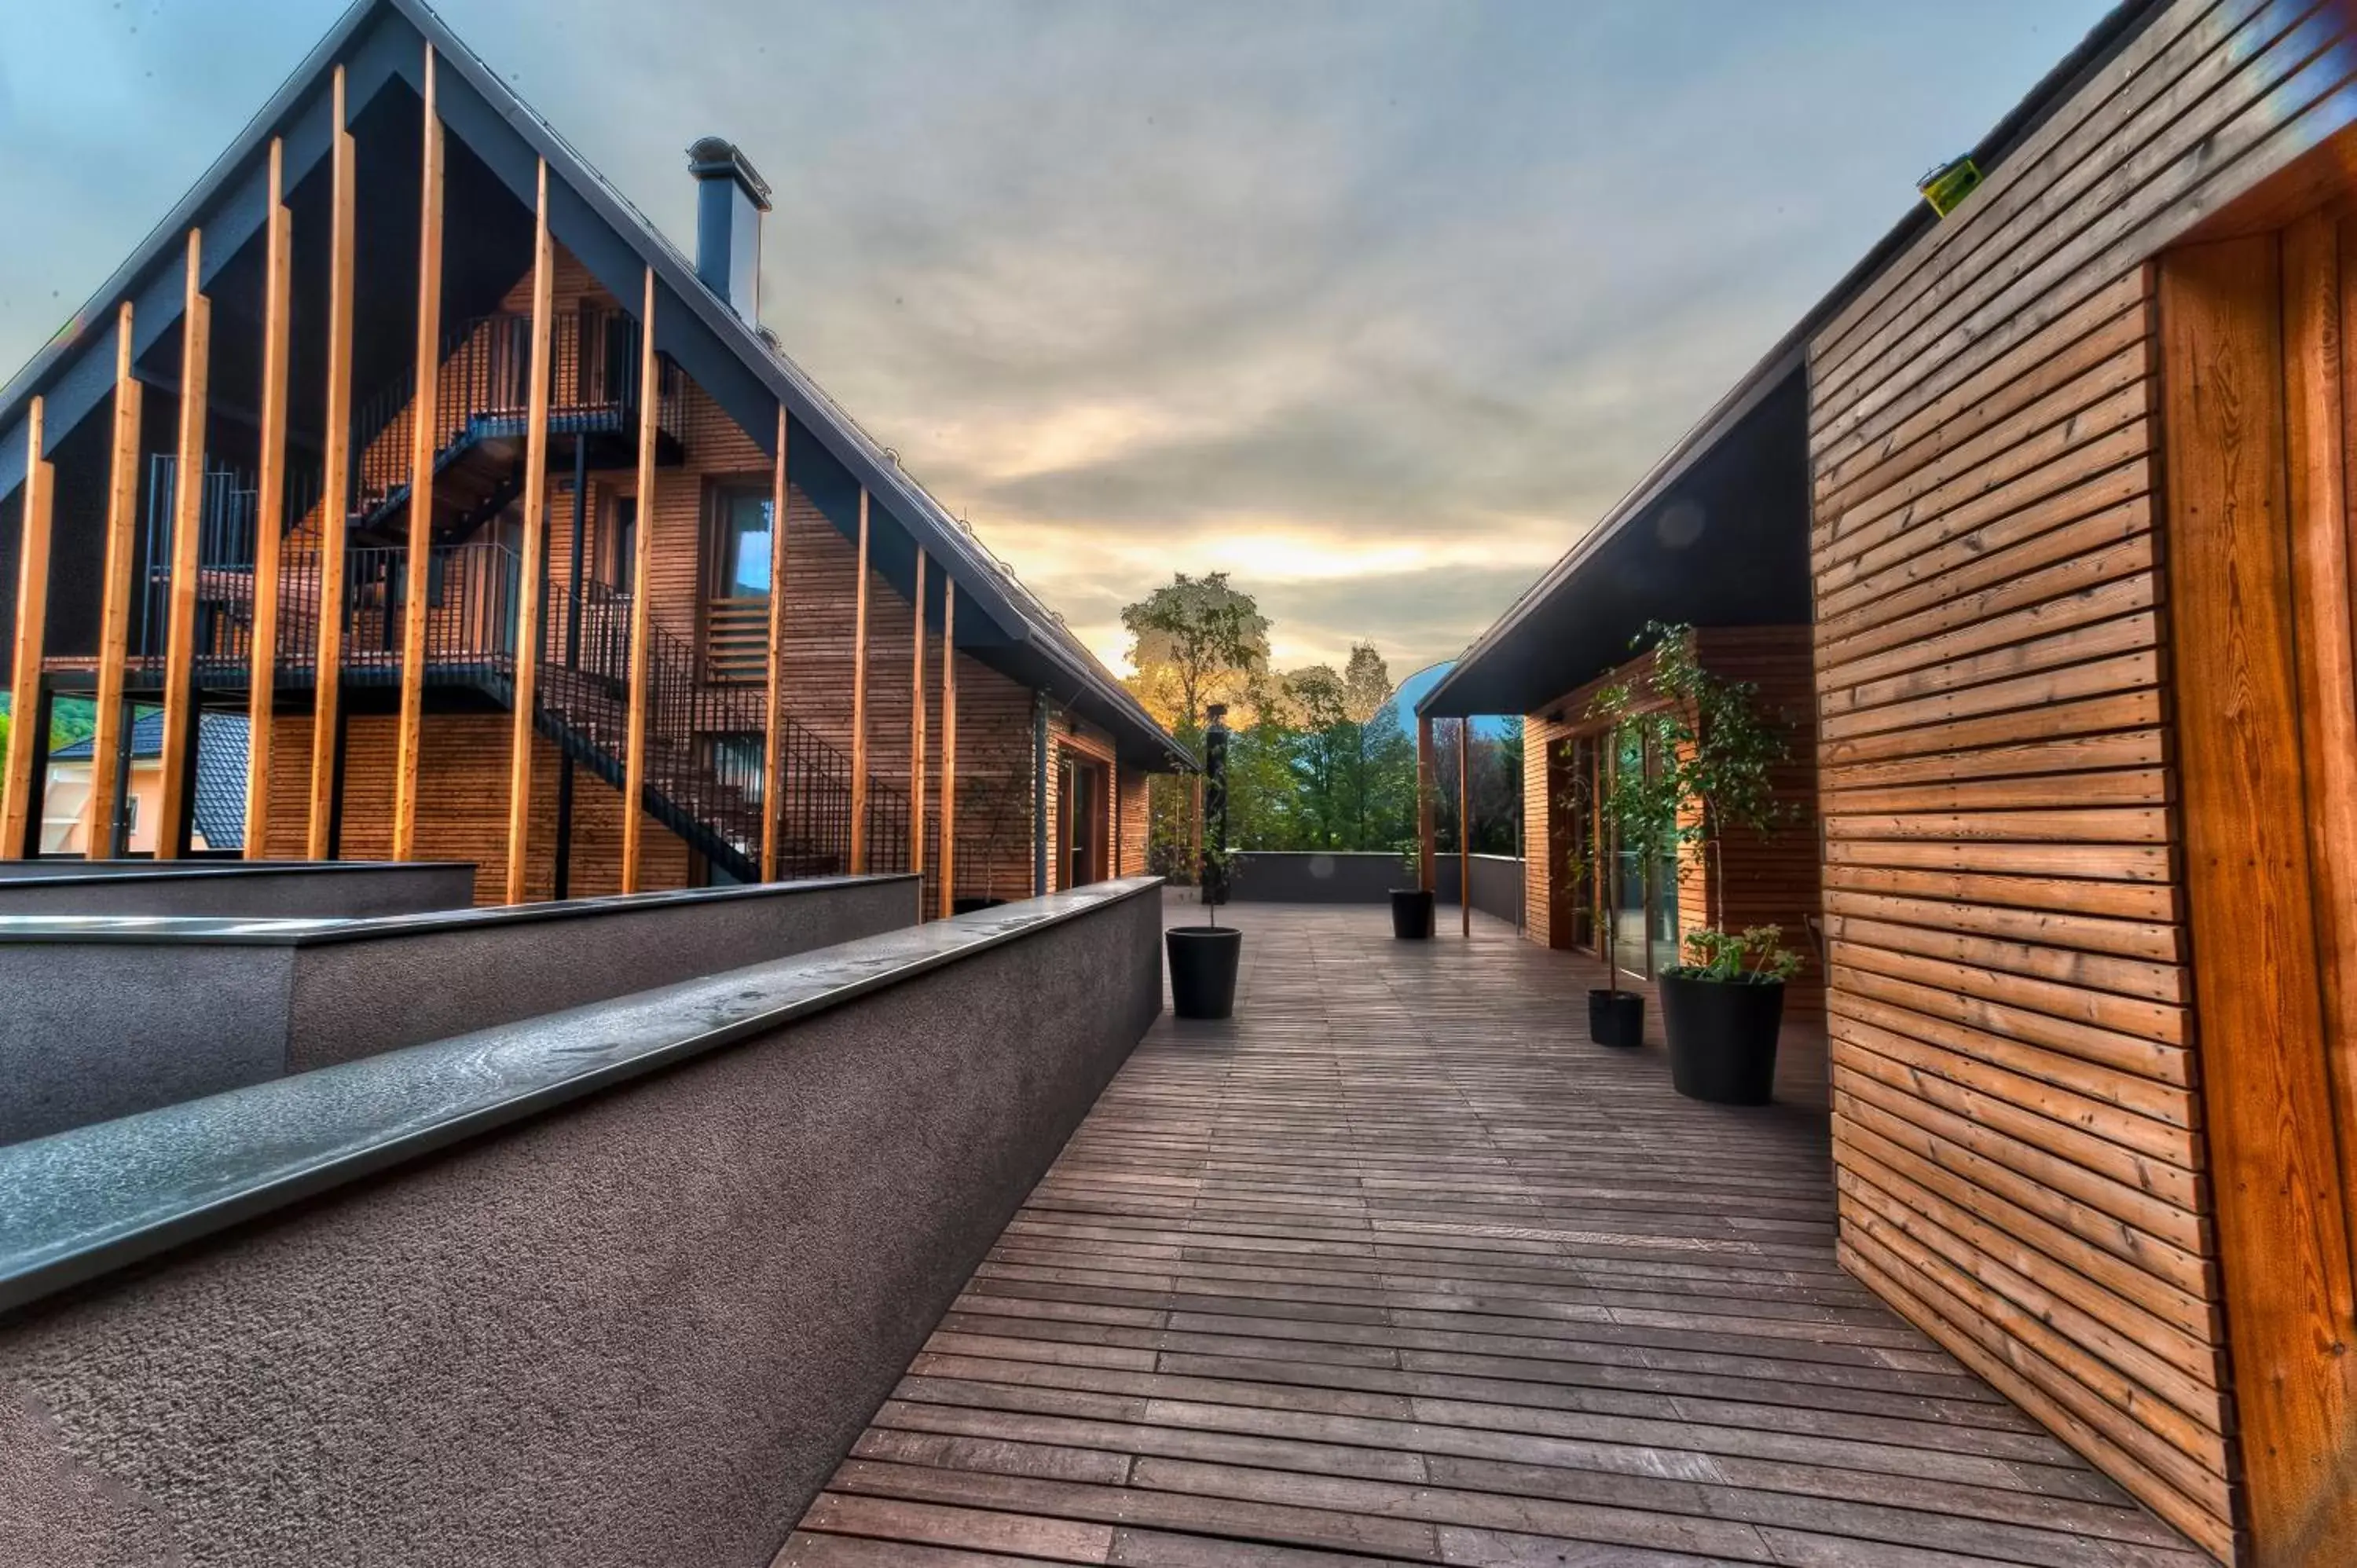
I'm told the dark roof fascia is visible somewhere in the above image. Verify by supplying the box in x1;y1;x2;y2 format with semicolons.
0;0;372;491
0;0;1182;769
1416;0;2169;720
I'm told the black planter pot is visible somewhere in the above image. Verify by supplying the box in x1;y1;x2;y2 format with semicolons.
950;896;1007;916
1586;988;1644;1048
1390;888;1435;940
1168;926;1244;1020
1659;973;1786;1105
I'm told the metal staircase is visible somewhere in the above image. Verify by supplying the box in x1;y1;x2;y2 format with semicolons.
142;471;910;886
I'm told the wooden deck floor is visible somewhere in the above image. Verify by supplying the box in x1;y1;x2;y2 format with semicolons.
781;898;2208;1568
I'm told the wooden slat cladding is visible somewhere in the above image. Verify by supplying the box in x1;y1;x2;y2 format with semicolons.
1794;3;2357;1554
257;712;691;904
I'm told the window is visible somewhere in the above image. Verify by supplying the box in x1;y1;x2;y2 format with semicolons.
712;486;774;599
709;732;764;808
607;496;638;595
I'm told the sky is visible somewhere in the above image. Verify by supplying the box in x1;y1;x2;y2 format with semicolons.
0;0;2114;679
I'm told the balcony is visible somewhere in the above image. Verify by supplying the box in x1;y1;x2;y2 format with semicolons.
0;887;2205;1566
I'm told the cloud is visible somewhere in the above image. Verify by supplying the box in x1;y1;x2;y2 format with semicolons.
0;0;2117;679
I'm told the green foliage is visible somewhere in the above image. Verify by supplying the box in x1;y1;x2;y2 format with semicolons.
1667;925;1804;985
1577;621;1792;989
0;694;97;761
1120;571;1270;735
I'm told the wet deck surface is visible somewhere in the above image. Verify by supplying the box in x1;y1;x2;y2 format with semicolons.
781;899;2205;1567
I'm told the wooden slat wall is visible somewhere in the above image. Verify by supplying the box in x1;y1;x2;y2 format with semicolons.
239;243;1074;900
257;713;691;904
1695;626;1825;1019
1117;763;1150;878
1794;1;2357;1554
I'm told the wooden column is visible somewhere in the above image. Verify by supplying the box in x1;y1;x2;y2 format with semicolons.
501;157;554;904
849;488;871;874
244;137;292;857
1415;713;1435;892
306;64;357;860
910;548;928;904
619;268;658;893
758;404;789;881
85;304;141;859
391;45;444;861
2;399;54;856
1458;719;1472;937
2160;229;2357;1564
156;229;211;860
937;584;957;917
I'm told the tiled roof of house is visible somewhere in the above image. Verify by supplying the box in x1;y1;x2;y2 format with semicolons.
50;711;247;850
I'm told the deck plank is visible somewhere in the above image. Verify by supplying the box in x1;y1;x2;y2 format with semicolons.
783;899;2209;1568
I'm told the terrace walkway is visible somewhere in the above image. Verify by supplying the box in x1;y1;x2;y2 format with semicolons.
783;899;2205;1567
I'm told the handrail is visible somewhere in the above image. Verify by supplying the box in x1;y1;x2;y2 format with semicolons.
262;304;684;541
144;434;905;885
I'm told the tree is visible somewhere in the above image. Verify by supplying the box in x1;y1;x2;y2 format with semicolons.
1120;572;1270;736
1121;572;1270;881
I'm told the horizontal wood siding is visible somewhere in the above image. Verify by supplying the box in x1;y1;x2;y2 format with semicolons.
257;712;691;903
1796;2;2357;1553
1696;625;1825;1020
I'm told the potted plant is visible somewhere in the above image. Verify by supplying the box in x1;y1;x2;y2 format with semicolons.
1660;926;1802;1104
1571;699;1677;1050
1390;841;1434;939
1167;705;1242;1018
1593;622;1794;1101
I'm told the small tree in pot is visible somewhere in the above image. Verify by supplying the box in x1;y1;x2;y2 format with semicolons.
1168;705;1244;1018
1391;839;1434;938
1570;691;1681;1048
1592;622;1798;1102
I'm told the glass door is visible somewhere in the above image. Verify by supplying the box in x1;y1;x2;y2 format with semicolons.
1600;727;1679;980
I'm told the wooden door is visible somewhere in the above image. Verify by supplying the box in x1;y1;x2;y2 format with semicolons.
2158;215;2357;1565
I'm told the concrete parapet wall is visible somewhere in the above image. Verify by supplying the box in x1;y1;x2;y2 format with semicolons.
0;861;477;918
0;877;1164;1568
0;874;918;1145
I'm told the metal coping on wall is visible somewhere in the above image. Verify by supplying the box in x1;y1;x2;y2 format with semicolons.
0;875;1164;1317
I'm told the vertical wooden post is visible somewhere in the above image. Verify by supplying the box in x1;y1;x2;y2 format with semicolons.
156;229;211;860
502;157;554;903
910;547;928;907
85;305;141;859
244;137;292;857
620;267;658;893
2160;230;2357;1566
2;399;54;856
1459;718;1472;937
759;404;789;881
937;584;957;917
391;44;443;862
1415;713;1435;892
849;487;871;874
307;64;357;860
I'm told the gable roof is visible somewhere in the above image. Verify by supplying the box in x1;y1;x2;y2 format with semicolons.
0;0;1186;771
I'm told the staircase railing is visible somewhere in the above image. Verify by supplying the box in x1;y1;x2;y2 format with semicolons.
142;457;908;885
538;576;911;878
292;302;682;538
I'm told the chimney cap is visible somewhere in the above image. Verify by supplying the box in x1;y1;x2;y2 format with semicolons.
686;137;773;211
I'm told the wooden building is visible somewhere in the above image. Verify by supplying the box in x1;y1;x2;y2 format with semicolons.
1424;2;2357;1561
0;0;1182;911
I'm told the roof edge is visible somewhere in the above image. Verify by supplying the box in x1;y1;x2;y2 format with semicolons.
1417;0;2168;720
